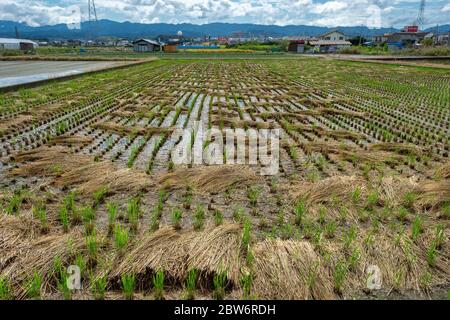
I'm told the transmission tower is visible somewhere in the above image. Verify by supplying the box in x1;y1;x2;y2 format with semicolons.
413;0;426;29
87;0;98;40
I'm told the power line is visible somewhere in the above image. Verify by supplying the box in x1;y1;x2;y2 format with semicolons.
87;0;98;40
414;0;426;29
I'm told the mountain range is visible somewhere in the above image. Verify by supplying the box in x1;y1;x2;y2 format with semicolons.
0;20;448;40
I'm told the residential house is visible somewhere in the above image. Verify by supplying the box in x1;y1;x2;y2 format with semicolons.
318;30;347;41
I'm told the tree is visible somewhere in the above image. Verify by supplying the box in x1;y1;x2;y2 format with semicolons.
349;36;367;46
422;38;433;47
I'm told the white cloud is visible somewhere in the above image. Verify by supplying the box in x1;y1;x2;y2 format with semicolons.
312;1;348;14
0;0;448;28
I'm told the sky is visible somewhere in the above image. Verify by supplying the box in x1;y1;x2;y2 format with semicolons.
0;0;449;28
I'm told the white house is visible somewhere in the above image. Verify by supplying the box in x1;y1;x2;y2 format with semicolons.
0;38;38;51
318;30;347;41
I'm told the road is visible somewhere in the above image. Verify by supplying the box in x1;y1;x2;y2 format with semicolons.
0;60;125;88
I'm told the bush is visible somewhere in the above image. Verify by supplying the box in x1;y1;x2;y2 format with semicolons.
0;49;22;57
339;47;362;55
394;46;450;56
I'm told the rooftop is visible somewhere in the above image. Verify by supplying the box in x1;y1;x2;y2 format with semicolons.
0;38;38;45
310;40;351;46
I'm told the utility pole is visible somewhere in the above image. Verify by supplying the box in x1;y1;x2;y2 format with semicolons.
14;26;20;39
435;24;439;45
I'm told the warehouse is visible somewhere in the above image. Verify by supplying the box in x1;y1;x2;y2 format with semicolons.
132;39;161;53
0;38;38;51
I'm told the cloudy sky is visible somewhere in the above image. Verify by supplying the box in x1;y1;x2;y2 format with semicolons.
0;0;449;28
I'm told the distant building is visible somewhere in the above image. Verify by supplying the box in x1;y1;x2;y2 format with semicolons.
288;40;305;53
403;26;419;33
388;32;432;44
67;39;82;47
217;37;229;45
0;38;38;51
116;39;131;47
309;40;352;53
318;30;347;41
372;34;391;44
434;33;449;46
132;39;161;52
385;31;433;51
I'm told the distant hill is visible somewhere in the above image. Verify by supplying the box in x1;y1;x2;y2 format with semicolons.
0;19;448;40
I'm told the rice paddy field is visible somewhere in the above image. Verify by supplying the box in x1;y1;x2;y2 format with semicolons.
0;57;449;300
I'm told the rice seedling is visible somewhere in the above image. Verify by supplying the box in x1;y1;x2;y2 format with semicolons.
58;206;70;232
233;206;245;223
333;260;347;294
91;275;107;300
396;206;410;222
93;186;108;208
433;224;445;249
114;224;129;250
152;269;165;300
150;207;160;232
419;271;432;290
403;192;417;209
106;201;118;231
121;274;136;300
0;276;12;300
393;269;405;290
365;190;379;209
246;247;254;267
306;170;319;183
81;206;96;234
193;205;206;231
347;247;360;271
127;144;141;168
325;221;337;239
427;241;437;267
57;268;72;300
411;215;423;242
214;209;223;226
183;191;193;210
343;225;357;251
441;202;450;218
33;204;49;233
5;192;22;215
184;268;198;300
240;272;253;299
351;186;362;205
127;197;140;231
25;271;42;299
242;218;252;251
247;186;261;207
294;200;306;226
318;205;327;224
86;232;98;262
213;271;228;300
170;207;182;230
